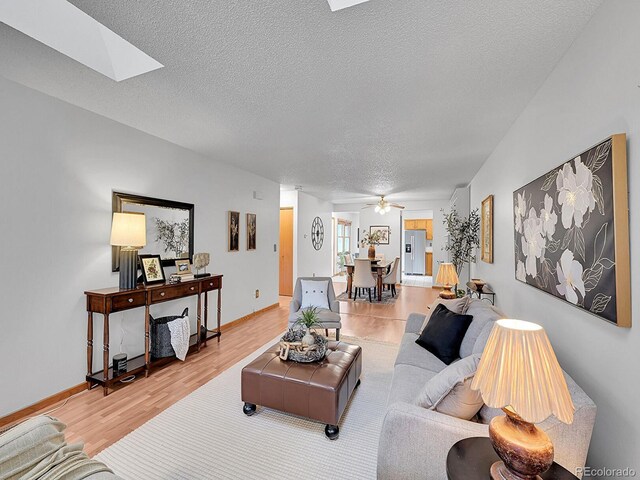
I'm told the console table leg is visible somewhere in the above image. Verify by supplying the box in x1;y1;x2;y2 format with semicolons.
197;292;202;352
204;291;209;347
144;304;150;378
217;288;221;342
87;312;93;390
103;313;110;396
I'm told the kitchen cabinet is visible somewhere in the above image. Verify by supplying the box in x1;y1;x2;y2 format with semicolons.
426;252;433;276
426;219;433;240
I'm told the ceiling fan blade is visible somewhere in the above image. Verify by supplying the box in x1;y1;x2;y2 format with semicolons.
391;204;405;209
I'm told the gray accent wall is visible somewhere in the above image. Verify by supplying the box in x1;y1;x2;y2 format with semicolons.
470;1;639;472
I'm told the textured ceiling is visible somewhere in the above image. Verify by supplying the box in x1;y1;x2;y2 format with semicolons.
0;0;602;202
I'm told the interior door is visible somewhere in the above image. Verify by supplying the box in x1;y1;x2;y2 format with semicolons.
279;208;294;296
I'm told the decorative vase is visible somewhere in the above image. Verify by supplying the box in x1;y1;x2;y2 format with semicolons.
302;328;315;346
368;245;376;259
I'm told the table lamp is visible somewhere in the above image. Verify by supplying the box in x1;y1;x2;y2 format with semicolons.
435;262;458;299
110;212;146;290
471;319;574;480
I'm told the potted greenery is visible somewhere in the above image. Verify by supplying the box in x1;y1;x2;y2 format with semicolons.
360;230;386;259
295;307;322;346
441;208;480;292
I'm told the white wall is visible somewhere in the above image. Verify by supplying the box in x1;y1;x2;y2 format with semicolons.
296;192;334;278
0;77;280;417
469;1;639;471
280;190;334;279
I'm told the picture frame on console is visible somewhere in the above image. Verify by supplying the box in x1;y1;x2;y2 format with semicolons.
513;134;630;327
139;254;166;285
175;259;191;274
112;192;194;271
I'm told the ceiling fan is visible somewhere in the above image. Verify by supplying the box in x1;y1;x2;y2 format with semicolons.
362;196;405;216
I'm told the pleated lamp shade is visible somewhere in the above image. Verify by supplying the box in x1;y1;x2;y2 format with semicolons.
471;319;574;425
435;262;458;286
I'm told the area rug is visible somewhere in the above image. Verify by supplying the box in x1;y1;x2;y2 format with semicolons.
336;287;400;305
95;336;399;479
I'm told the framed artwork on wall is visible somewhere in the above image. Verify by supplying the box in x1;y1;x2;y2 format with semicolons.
228;211;240;252
481;195;493;263
370;225;390;245
112;192;194;271
138;254;165;285
513;134;630;327
247;213;256;250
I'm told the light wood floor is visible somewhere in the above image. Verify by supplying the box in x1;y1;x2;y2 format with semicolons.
9;284;438;457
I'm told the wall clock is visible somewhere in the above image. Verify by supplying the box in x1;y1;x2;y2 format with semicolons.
311;216;324;250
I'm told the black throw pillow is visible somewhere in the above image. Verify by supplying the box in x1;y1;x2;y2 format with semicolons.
415;303;473;365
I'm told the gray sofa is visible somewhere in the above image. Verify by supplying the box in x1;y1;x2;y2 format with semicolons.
377;299;597;480
0;415;121;479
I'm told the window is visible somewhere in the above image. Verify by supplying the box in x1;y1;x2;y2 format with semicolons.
335;219;352;274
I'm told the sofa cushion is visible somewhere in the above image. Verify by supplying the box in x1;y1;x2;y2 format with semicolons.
416;354;483;420
459;301;505;357
395;333;447;373
420;296;470;332
472;320;497;355
387;364;438;406
416;304;473;365
300;280;330;309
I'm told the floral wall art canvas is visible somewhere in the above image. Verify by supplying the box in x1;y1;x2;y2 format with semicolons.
513;134;630;327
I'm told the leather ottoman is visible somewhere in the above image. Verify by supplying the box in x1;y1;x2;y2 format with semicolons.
241;341;362;439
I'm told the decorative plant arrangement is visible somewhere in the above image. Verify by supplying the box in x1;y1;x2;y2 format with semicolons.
512;136;630;326
360;228;389;259
441;208;480;277
278;307;328;363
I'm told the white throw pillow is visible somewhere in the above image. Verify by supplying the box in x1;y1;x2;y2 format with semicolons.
415;354;483;420
300;280;330;310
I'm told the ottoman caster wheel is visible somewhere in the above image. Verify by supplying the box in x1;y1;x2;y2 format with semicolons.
325;424;339;440
243;403;256;416
355;379;361;388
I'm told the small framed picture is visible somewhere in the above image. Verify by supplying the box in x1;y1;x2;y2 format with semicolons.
175;259;191;274
246;213;256;250
139;254;165;285
229;211;240;252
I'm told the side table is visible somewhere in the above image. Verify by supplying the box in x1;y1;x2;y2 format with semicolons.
466;282;496;305
446;437;578;480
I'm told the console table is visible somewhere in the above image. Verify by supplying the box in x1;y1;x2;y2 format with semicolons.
85;275;223;396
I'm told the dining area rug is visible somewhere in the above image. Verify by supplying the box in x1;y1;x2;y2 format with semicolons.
336;287;400;305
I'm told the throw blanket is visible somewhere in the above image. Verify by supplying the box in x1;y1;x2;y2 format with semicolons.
0;416;113;480
167;314;190;361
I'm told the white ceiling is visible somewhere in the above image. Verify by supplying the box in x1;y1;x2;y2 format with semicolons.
0;0;603;203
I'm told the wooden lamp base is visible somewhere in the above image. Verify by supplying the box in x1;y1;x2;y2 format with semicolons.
489;408;553;480
439;285;456;299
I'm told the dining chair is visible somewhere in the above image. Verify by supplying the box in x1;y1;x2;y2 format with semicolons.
383;256;400;297
352;258;377;302
344;253;353;266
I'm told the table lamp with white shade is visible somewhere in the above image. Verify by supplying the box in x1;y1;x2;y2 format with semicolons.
110;212;146;290
435;262;458;299
471;319;574;480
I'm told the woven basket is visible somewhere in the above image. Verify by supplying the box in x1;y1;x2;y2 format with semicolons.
150;308;188;359
280;329;328;363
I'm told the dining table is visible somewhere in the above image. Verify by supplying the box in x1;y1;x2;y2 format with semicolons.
344;259;394;302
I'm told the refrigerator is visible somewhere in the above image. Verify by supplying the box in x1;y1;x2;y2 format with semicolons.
404;230;426;275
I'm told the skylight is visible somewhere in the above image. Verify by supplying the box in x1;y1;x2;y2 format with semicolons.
326;0;371;12
0;0;163;82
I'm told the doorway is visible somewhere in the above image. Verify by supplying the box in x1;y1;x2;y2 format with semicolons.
279;208;294;296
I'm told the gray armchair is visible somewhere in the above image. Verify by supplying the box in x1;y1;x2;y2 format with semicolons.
289;277;342;340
